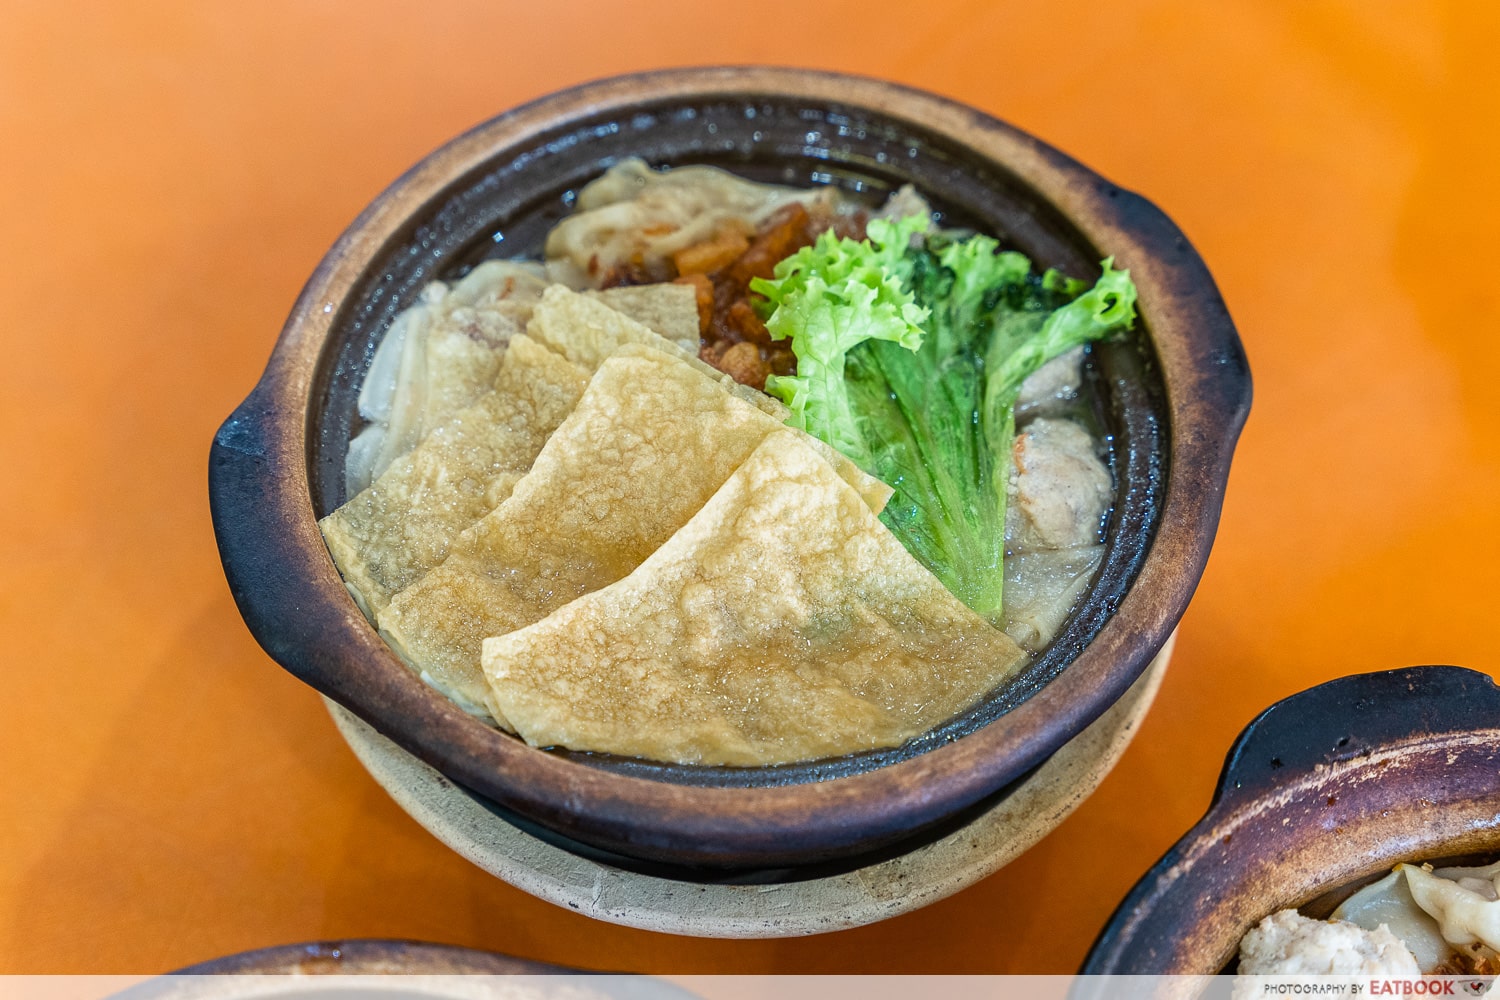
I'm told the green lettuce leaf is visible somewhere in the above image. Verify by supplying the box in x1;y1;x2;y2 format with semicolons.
755;216;1137;624
751;220;928;468
844;234;1034;620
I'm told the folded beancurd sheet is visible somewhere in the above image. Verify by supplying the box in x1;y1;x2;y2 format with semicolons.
319;334;588;616
345;261;550;496
326;279;1006;763
377;343;891;720
319;284;723;619
527;285;789;419
585;283;701;353
481;429;1028;766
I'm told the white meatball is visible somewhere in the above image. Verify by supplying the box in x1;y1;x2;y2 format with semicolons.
1005;417;1112;552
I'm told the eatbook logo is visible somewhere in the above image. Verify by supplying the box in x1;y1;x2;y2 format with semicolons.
1365;981;1495;996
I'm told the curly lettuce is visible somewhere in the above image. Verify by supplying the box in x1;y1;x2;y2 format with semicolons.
755;217;1138;622
752;217;929;469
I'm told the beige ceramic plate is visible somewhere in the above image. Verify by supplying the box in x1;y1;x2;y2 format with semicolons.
325;635;1172;938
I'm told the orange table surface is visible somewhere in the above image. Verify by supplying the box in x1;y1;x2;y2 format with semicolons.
3;0;1498;975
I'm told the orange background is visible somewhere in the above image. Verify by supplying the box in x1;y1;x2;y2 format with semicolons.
3;0;1497;975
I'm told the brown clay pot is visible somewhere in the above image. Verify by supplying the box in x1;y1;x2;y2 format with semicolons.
209;67;1251;871
170;940;574;975
1083;664;1500;974
127;942;697;1000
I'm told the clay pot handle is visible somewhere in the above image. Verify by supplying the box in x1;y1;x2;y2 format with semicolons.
209;385;374;695
1210;665;1500;811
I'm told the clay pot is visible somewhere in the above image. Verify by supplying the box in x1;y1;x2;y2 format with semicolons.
1084;664;1500;973
210;67;1250;871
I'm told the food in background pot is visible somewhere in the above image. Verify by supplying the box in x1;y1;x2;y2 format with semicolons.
1237;909;1421;976
1238;860;1500;975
